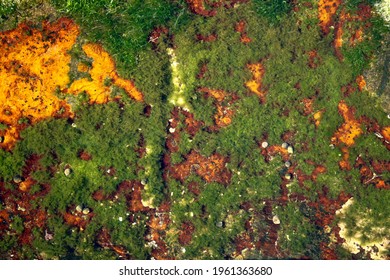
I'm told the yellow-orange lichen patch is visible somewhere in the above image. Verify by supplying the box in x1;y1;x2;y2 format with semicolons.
215;104;234;128
356;75;366;91
313;110;323;127
332;101;363;147
77;62;89;73
67;44;143;104
246;62;267;103
198;87;227;102
0;18;78;150
318;0;342;35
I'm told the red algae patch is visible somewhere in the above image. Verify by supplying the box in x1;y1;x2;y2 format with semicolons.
246;62;267;103
66;43;143;104
0;18;78;150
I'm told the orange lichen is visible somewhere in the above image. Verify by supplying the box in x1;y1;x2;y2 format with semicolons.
350;27;364;46
198;87;227;102
235;20;252;44
171;150;231;185
382;127;390;142
186;0;216;16
332;101;363;147
246;62;267;103
67;44;143;104
313;110;323;127
198;87;236;130
318;0;342;35
0;18;143;150
77;62;89;73
356;75;366;91
0;18;78;149
214;104;234;128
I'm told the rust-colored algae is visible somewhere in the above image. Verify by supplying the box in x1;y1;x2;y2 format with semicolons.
0;19;144;150
318;0;342;35
235;20;252;44
171;150;231;185
332;101;363;147
246;62;267;103
67;43;143;104
0;18;78;149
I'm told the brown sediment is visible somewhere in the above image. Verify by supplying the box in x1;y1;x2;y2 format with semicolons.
261;145;290;162
354;156;390;189
235;20;252;44
149;26;169;45
66;43;143;103
309;187;351;259
185;0;247;17
178;221;195;245
246;62;267;103
170;150;232;185
78;150;92;161
318;0;342;35
0;18;78;150
63;207;94;231
308;50;321;68
197;63;208;79
0;155;50;247
96;227;131;259
196;33;218;42
182;110;204;137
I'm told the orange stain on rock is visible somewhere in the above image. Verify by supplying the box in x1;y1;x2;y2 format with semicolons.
246;62;267;103
0;18;78;149
198;87;227;102
67;43;143;104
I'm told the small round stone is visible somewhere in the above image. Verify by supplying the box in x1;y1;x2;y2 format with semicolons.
216;221;224;228
284;161;291;168
169;127;176;133
82;208;90;215
64;168;71;176
118;217;123;222
272;215;280;225
75;205;83;213
284;173;292;180
13;175;23;184
261;141;269;148
281;142;289;149
287;146;294;154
